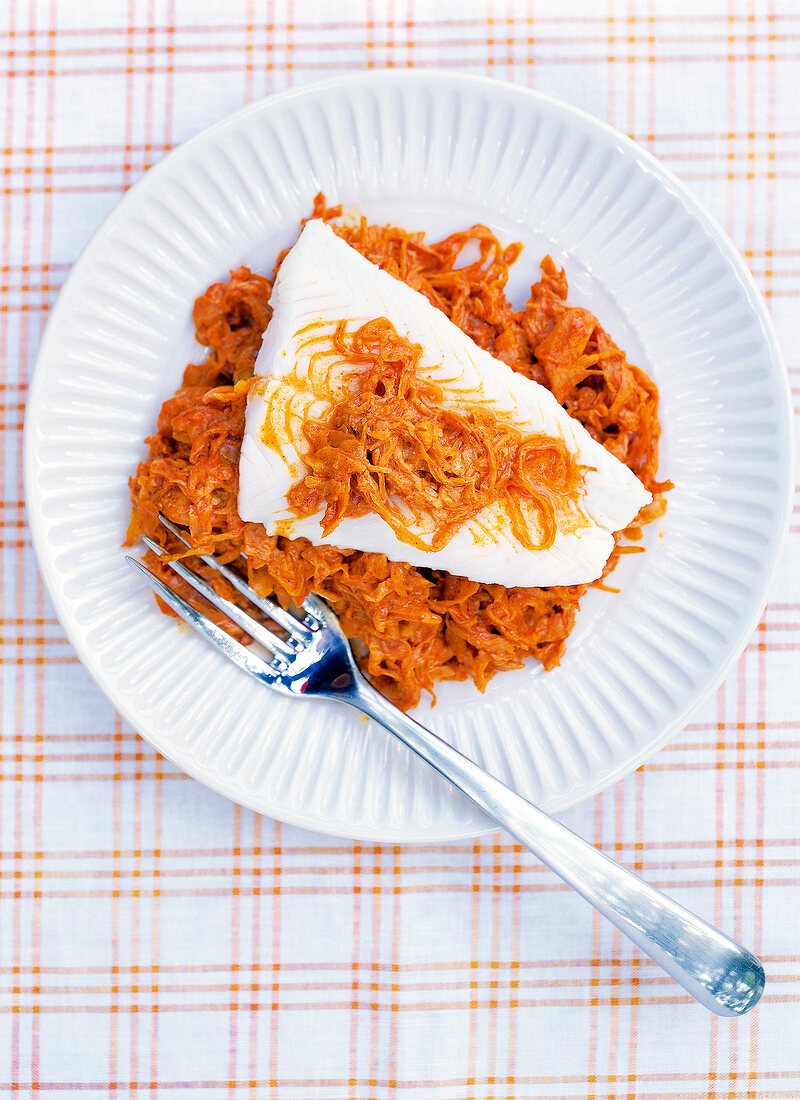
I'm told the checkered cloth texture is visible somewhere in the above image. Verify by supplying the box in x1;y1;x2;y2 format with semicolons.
2;1;799;1096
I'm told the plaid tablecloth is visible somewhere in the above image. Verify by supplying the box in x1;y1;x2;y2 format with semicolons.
3;1;798;1096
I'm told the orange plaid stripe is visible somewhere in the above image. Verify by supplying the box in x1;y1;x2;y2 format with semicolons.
2;0;799;1096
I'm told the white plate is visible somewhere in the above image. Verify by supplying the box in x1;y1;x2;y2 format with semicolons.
24;72;793;841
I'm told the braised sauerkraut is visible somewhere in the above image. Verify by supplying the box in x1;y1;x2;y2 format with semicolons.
128;195;669;710
283;317;585;555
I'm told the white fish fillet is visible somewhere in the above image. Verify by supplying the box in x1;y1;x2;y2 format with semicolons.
238;219;651;587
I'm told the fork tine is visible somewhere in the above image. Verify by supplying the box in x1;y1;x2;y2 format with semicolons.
301;592;334;625
140;535;295;660
157;514;315;641
126;556;280;686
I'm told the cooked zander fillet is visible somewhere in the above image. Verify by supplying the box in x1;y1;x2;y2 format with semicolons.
238;219;651;587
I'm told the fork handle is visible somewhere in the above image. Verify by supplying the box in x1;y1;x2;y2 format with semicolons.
350;679;764;1017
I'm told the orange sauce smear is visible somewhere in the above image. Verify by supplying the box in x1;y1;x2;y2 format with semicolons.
127;194;670;711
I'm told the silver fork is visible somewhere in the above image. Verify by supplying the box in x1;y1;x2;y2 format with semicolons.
127;514;765;1017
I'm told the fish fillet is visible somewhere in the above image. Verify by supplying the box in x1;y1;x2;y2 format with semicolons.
238;219;651;586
